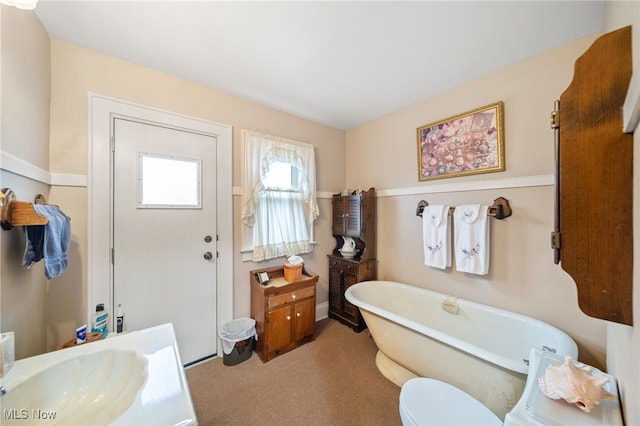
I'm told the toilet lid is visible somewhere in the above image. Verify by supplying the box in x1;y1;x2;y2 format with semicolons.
400;378;503;426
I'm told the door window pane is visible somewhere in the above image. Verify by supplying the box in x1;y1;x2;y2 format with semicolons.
138;152;201;208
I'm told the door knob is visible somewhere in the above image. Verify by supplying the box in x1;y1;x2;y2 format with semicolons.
203;252;213;260
204;235;213;243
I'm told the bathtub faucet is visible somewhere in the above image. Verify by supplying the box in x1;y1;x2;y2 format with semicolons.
441;296;459;315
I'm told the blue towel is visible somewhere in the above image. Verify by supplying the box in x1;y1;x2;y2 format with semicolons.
23;205;71;279
23;223;45;267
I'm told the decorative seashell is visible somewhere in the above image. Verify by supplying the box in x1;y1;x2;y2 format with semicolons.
538;356;616;413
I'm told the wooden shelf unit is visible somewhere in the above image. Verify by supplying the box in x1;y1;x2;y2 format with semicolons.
328;188;377;332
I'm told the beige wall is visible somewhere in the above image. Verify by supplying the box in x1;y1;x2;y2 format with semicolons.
46;39;345;351
346;33;608;366
0;5;50;359
346;2;639;422
603;2;640;425
1;6;49;169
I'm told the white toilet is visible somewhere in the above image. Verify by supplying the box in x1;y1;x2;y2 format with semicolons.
399;348;623;426
400;377;502;426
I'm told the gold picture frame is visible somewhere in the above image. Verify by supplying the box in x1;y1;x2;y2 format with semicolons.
417;102;505;181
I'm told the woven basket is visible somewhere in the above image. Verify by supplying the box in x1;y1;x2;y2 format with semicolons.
284;263;302;282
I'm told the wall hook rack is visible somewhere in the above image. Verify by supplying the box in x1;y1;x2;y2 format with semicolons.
416;197;512;220
0;188;49;230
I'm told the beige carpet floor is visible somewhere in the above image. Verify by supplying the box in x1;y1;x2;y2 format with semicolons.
185;318;402;426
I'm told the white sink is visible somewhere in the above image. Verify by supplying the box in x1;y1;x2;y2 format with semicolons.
2;349;147;425
1;324;196;425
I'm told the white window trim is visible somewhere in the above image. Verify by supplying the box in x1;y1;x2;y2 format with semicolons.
137;152;203;209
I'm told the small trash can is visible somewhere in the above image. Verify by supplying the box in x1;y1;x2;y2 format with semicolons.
220;317;257;366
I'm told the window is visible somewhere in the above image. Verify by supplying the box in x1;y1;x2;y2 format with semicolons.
241;130;318;262
262;161;295;189
138;152;201;208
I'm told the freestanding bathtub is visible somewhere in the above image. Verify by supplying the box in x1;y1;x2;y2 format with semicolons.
344;281;578;420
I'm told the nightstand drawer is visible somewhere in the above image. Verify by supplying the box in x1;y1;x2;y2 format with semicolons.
267;286;315;310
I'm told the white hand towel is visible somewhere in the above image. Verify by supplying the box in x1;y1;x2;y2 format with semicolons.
454;204;490;275
422;205;452;269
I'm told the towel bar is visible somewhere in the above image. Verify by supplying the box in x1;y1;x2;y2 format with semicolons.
0;188;49;230
416;197;512;220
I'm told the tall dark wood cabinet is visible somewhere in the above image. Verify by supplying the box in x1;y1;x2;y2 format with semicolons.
328;188;377;332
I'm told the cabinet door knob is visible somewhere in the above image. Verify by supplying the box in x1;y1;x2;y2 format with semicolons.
296;312;301;317
286;315;291;321
291;294;297;300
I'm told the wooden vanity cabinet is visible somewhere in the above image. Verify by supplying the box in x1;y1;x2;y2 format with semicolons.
328;256;377;332
250;265;319;362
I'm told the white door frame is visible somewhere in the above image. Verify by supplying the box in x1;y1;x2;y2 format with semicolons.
88;93;233;355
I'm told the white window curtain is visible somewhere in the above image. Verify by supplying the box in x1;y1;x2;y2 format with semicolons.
242;130;319;262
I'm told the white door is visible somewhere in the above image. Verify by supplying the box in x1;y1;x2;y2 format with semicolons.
112;117;217;365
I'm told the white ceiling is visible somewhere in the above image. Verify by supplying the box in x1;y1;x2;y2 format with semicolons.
35;1;605;130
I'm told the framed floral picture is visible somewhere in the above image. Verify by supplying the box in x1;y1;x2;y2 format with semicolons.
417;102;505;181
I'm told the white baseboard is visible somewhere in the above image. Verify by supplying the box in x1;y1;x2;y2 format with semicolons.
315;301;329;322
